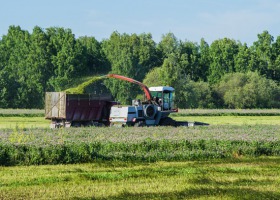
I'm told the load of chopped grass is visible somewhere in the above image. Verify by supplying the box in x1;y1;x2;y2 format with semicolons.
65;76;106;94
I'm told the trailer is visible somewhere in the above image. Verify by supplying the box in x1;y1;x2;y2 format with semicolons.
45;92;115;128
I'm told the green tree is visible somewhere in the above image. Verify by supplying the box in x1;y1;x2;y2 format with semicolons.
156;33;181;87
178;40;201;81
0;70;20;108
0;26;32;108
208;38;239;84
143;67;164;87
157;32;179;61
251;31;274;79
77;36;110;74
102;32;158;104
23;26;53;107
175;78;213;108
214;72;280;108
271;35;280;82
138;33;161;73
157;35;213;108
46;27;85;91
198;38;210;81
234;43;252;73
160;53;183;87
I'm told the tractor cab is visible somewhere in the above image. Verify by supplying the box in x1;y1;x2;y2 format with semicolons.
149;86;175;111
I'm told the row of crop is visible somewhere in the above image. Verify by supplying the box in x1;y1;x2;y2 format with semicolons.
1;139;280;166
3;125;280;144
1;125;279;166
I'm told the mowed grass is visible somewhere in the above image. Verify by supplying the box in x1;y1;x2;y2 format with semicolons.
0;115;280;129
172;116;280;125
0;108;279;129
0;157;279;199
0;117;49;129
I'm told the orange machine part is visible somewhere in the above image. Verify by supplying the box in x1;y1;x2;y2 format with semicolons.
106;74;152;101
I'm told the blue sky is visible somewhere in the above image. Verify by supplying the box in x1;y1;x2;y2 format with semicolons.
1;0;280;45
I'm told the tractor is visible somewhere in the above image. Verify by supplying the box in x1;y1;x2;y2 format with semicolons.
107;74;207;127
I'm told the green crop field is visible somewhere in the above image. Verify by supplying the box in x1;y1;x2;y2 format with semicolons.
0;117;49;129
172;109;280;116
0;108;280;129
0;158;279;199
0;109;280;199
173;116;280;125
1;125;280;166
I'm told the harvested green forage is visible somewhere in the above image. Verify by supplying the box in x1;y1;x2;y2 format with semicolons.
65;76;106;94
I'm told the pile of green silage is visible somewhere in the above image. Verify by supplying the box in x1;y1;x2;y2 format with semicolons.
64;76;106;94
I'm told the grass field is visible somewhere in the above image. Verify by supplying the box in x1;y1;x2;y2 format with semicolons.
0;108;280;129
0;117;49;129
0;109;44;117
0;157;279;199
1;125;280;165
1;110;280;199
1;115;280;129
172;109;280;116
173;116;280;125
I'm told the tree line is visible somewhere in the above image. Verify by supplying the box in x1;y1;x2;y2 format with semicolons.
0;25;280;109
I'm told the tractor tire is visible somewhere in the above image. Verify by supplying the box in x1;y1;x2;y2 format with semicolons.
144;105;156;118
134;121;145;127
159;117;177;127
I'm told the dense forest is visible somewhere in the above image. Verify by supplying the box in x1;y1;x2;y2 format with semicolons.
0;25;280;109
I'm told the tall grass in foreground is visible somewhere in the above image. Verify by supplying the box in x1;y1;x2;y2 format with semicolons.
0;125;280;166
0;158;279;199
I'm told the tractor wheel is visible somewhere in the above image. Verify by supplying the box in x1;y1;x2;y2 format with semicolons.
134;121;145;127
144;105;156;118
159;117;177;127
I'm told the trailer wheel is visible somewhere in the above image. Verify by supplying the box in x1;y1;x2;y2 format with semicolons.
71;122;81;127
